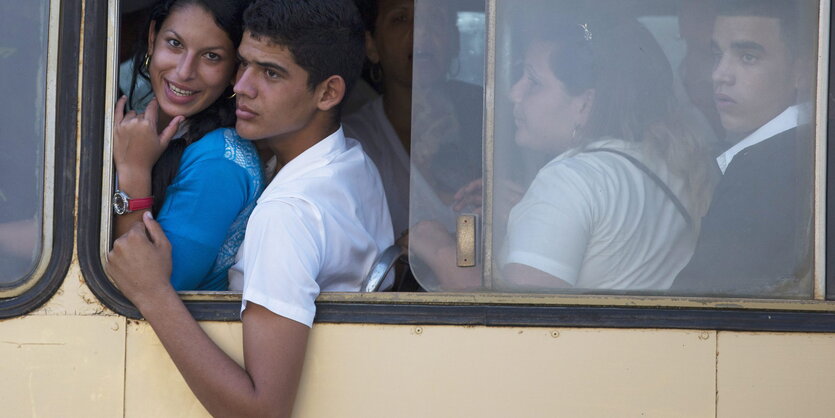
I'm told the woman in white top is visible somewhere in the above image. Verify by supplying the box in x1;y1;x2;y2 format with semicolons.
411;15;716;291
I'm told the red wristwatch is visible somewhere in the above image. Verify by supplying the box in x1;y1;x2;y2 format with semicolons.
113;190;154;215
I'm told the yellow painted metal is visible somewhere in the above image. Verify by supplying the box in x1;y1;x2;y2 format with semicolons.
0;315;126;418
294;325;716;418
8;272;835;418
32;262;115;316
717;332;835;417
124;320;244;418
121;323;716;417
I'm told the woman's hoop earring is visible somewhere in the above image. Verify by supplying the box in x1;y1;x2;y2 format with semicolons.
143;54;151;70
369;63;383;84
227;92;236;99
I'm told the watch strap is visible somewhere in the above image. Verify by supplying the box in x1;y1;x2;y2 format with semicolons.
127;196;154;212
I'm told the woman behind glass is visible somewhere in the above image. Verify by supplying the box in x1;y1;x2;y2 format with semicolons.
413;15;716;291
113;0;262;290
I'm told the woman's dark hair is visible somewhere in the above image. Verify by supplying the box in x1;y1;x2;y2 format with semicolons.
127;0;250;214
531;15;716;217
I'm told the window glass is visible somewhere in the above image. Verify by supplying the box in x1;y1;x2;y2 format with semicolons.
0;1;49;286
410;0;819;298
407;0;485;291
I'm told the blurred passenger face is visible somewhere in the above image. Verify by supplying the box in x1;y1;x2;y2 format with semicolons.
509;41;593;156
147;4;236;120
412;0;457;86
711;16;798;139
367;0;456;89
368;0;414;89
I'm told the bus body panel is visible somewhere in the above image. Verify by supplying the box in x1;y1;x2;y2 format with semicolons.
4;264;835;416
0;314;126;418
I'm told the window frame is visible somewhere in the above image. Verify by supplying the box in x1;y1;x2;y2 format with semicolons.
78;0;835;332
0;0;79;318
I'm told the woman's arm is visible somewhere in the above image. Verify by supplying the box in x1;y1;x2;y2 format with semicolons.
112;96;183;237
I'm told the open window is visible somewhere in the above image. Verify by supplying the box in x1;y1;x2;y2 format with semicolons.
79;0;835;331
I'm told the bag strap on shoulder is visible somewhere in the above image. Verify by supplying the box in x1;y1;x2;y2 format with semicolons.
584;148;693;226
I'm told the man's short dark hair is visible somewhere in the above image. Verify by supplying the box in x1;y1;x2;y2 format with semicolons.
243;0;366;99
717;0;804;54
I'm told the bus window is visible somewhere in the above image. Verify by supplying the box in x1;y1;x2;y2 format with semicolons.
408;0;821;299
405;0;486;290
0;1;49;288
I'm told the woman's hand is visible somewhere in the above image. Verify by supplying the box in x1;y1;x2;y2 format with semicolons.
113;95;184;174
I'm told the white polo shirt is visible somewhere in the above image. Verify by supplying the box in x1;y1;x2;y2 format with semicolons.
228;127;393;327
499;138;697;290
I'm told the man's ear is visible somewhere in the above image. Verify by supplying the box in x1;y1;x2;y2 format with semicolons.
315;75;347;112
365;31;381;64
147;21;158;56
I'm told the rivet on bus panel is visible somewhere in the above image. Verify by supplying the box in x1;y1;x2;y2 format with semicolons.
699;332;710;340
551;330;560;338
413;326;423;335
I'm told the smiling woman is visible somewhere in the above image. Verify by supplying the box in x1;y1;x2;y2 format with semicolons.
113;0;263;291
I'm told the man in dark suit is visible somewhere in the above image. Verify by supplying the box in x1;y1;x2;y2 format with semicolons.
673;0;814;296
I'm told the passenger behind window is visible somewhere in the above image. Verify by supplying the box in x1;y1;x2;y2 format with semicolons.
112;0;263;291
673;0;815;297
344;0;482;246
411;14;717;291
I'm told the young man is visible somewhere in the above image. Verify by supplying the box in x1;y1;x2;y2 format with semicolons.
105;0;392;416
674;0;813;296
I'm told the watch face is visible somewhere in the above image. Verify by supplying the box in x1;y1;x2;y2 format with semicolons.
113;192;128;215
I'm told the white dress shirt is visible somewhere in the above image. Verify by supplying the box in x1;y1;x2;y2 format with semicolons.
228;127;393;327
716;103;809;174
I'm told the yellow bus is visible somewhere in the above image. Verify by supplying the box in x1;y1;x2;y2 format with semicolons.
2;0;835;416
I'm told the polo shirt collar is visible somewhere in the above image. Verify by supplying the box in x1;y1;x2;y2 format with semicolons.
716;103;809;174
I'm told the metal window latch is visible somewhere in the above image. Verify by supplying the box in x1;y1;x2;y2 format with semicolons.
456;214;477;267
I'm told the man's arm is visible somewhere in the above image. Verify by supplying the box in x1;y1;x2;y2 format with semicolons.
106;213;308;418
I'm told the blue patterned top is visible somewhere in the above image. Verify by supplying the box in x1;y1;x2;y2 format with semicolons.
157;128;264;290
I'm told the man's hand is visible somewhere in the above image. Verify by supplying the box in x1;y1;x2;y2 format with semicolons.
105;212;173;307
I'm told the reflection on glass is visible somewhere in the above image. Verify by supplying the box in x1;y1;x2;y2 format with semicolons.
0;1;48;285
409;0;817;298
